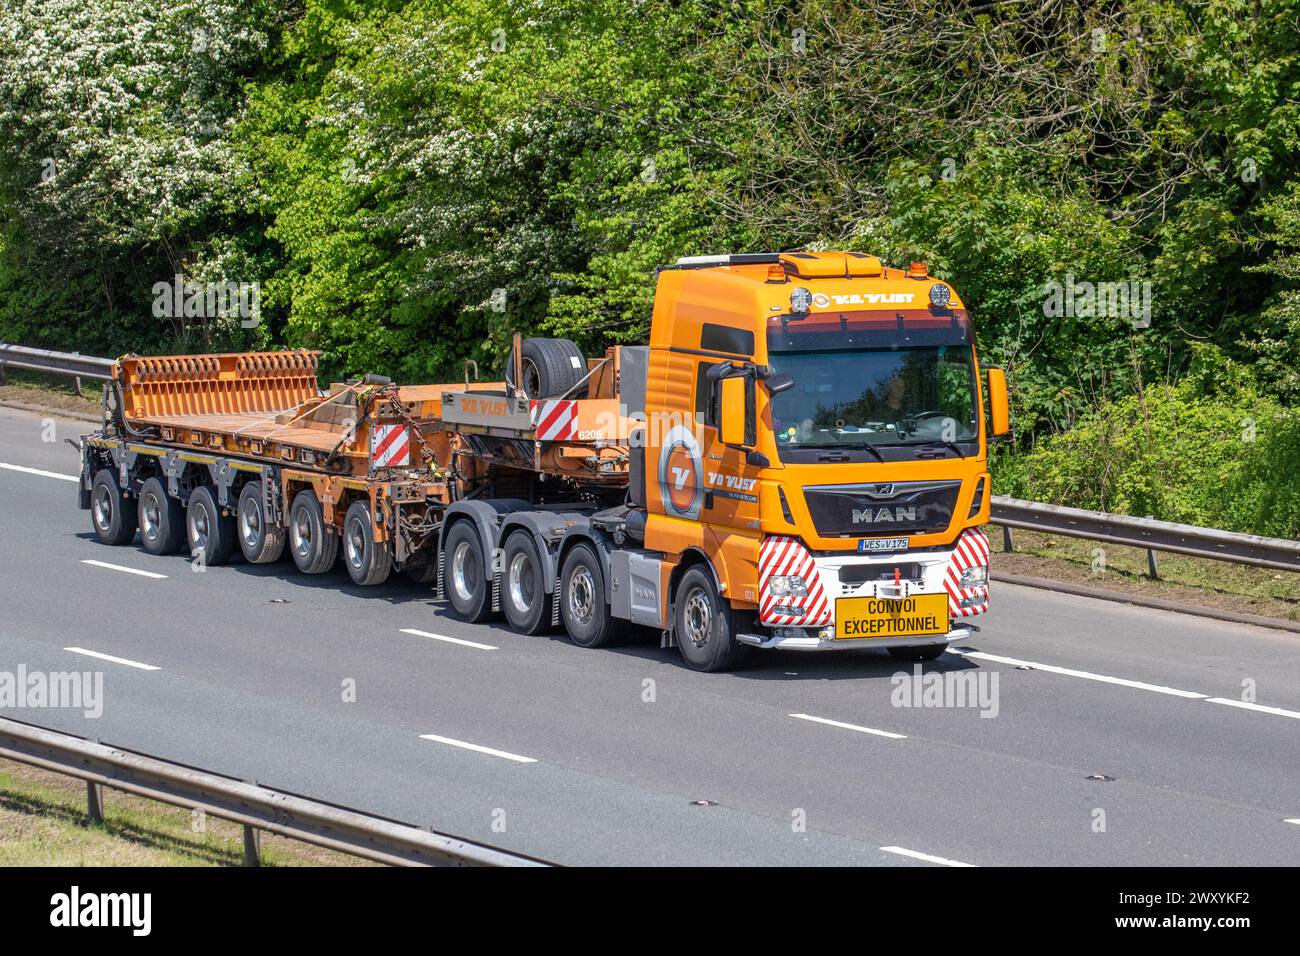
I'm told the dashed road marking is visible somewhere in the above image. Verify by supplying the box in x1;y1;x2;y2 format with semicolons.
418;733;537;764
400;628;497;651
64;647;160;671
0;461;78;482
789;713;907;740
881;845;976;867
81;559;167;580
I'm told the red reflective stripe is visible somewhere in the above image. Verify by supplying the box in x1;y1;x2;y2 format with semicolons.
372;425;405;463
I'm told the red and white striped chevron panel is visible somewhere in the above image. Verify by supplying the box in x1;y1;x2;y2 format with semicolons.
944;526;990;618
370;423;410;468
759;535;831;627
530;399;578;441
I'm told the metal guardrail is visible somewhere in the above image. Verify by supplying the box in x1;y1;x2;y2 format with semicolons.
0;716;550;867
3;345;1295;573
991;496;1300;574
0;344;116;395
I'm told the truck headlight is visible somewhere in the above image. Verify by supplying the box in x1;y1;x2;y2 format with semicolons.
958;565;988;588
768;575;809;597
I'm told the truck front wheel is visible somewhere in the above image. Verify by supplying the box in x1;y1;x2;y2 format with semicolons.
343;500;392;586
443;521;493;622
559;542;618;648
674;566;746;672
90;469;137;546
288;489;339;574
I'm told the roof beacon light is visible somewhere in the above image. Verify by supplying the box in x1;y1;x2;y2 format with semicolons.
928;283;951;307
790;287;812;313
908;262;928;278
766;263;787;283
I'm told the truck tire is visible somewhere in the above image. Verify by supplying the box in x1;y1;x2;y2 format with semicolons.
237;480;285;564
514;338;585;399
501;530;551;634
288;489;339;574
90;468;137;546
887;644;948;662
673;565;747;672
186;486;235;566
138;477;185;555
443;520;493;622
343;500;392;586
403;556;438;585
559;542;619;648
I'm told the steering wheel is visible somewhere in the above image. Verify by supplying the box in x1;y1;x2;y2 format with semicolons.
899;410;948;436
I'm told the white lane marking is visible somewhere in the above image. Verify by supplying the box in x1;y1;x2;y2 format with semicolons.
81;559;167;580
64;647;161;671
881;845;976;867
400;628;497;651
1285;819;1300;826
0;461;78;482
418;733;536;764
789;713;907;740
1206;698;1300;720
950;649;1207;699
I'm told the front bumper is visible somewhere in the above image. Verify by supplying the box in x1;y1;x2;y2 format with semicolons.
753;528;990;649
738;623;978;652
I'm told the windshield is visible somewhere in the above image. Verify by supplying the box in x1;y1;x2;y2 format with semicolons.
767;344;979;454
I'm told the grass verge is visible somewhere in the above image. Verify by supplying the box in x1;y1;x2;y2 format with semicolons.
0;757;373;866
0;370;102;417
990;526;1300;623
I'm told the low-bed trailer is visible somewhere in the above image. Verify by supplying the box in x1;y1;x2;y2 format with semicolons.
80;251;1011;671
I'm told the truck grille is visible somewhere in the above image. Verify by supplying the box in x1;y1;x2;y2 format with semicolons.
802;480;960;537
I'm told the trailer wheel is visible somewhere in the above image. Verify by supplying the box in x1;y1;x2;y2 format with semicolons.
673;566;747;672
887;644;948;662
237;480;285;564
138;477;185;555
514;338;585;399
288;489;339;574
559;542;619;648
90;469;137;546
501;530;551;635
443;521;493;622
343;500;392;586
186;486;235;566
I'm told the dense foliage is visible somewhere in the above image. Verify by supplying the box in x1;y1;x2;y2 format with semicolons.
1;0;1297;532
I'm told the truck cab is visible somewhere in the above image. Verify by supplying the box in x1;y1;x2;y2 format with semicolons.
634;251;1010;668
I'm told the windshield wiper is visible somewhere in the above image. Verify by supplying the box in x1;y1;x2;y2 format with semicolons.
895;439;967;457
813;443;885;462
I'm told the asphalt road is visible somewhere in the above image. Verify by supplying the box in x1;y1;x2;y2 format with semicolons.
2;405;1298;865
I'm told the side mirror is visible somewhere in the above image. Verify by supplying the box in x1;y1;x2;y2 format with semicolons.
719;376;748;446
764;372;796;395
987;367;1010;437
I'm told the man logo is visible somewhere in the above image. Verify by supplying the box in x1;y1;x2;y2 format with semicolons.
852;506;917;524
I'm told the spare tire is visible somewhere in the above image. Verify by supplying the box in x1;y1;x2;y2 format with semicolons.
511;338;586;399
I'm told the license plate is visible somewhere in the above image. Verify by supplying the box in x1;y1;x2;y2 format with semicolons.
858;537;908;553
835;593;949;640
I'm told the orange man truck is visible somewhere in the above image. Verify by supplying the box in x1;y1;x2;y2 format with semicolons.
79;251;1010;670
